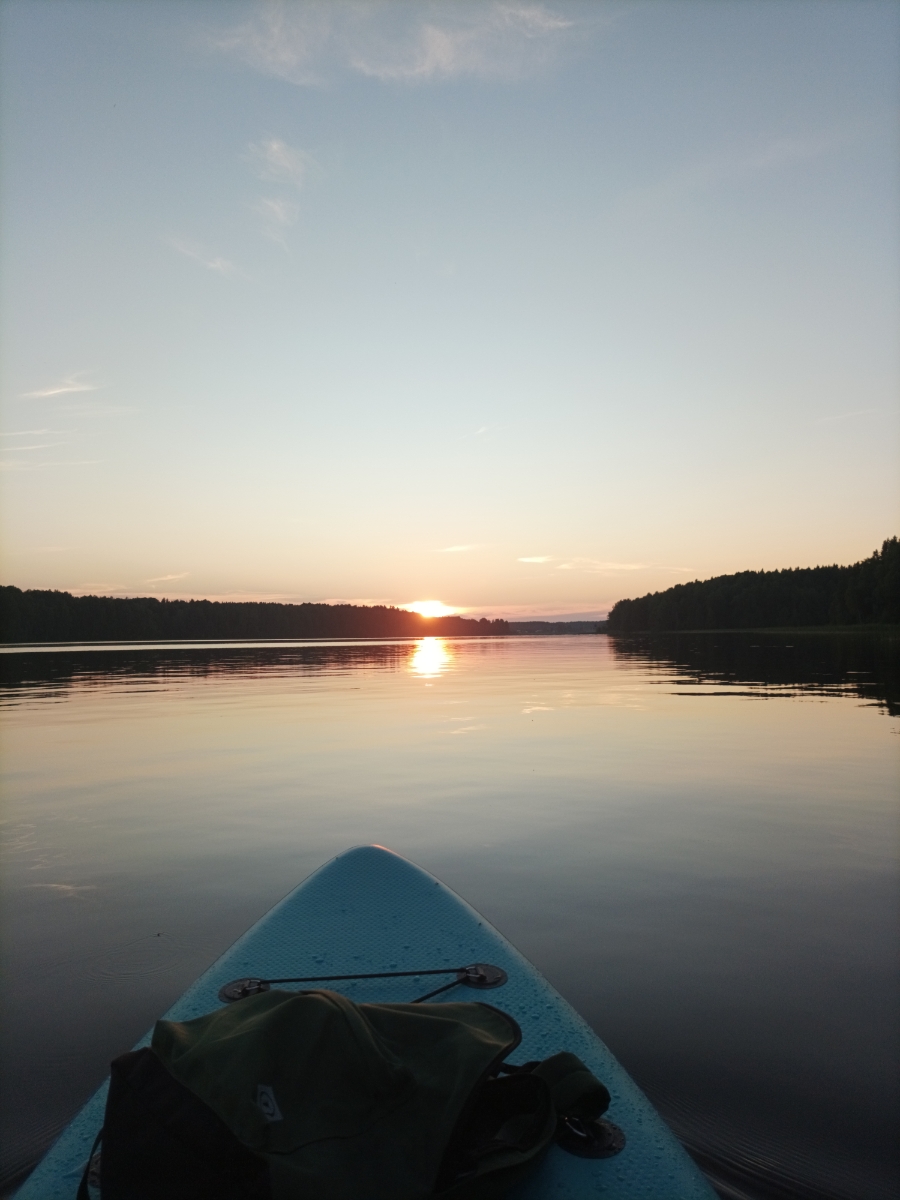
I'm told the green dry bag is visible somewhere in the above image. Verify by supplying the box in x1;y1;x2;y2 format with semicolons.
139;988;616;1199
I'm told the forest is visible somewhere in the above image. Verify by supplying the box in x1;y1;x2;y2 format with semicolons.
607;537;899;633
0;590;510;644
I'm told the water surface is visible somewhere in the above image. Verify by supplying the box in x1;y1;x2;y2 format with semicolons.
1;632;897;1198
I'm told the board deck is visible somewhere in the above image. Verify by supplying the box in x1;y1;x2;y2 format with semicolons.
16;845;716;1199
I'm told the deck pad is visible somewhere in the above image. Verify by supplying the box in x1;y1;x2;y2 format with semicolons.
16;845;716;1199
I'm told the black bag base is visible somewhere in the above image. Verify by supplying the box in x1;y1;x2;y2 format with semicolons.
82;1048;270;1200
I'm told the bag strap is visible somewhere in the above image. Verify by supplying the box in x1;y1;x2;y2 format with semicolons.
530;1052;625;1160
531;1052;611;1120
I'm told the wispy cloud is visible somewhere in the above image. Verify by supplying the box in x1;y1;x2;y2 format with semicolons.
145;572;189;584
624;128;850;211
1;429;68;437
438;544;476;553
3;442;65;451
349;4;574;82
21;374;96;399
252;196;300;243
246;137;319;242
249;136;319;188
518;555;671;573
167;237;237;275
26;883;97;897
457;424;493;442
214;2;580;87
556;558;648;573
815;408;881;424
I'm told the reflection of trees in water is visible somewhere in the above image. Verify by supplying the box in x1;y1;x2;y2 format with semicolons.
4;633;896;716
609;630;899;715
0;636;525;705
0;643;416;704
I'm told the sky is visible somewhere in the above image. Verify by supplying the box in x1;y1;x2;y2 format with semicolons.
1;0;898;620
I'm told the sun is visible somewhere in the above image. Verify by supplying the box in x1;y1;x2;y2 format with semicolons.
405;600;458;619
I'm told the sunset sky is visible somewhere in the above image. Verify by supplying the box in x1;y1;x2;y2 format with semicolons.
1;0;897;619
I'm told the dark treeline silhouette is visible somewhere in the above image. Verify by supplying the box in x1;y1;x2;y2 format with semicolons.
0;588;510;644
607;538;899;633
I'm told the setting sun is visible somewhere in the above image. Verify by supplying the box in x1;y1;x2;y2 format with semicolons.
405;600;458;619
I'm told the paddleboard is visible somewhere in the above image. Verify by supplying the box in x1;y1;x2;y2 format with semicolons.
15;845;717;1198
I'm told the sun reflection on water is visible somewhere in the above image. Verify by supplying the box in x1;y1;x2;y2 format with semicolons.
410;638;450;678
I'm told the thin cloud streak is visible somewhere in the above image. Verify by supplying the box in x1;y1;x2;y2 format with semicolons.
249;136;319;189
518;555;689;574
438;544;476;553
815;408;881;424
1;430;57;436
622;126;852;212
26;883;97;896
145;572;189;583
248;136;319;242
167;237;237;275
214;2;580;87
349;5;574;82
556;558;648;573
252;196;300;243
21;376;96;398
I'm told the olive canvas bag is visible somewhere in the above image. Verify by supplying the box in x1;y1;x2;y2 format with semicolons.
79;988;617;1200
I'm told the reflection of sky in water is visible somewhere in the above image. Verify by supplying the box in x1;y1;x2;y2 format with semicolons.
409;637;451;678
1;632;897;1199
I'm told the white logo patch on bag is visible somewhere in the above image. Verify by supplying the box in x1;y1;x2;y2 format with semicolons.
256;1084;283;1122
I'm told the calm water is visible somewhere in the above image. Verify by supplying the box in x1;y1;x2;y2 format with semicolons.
1;632;897;1199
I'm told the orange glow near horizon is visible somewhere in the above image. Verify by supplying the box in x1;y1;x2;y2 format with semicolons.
410;638;451;677
405;600;458;618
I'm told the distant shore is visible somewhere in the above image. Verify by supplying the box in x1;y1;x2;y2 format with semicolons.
4;535;895;644
0;587;507;644
0;587;611;645
607;538;897;633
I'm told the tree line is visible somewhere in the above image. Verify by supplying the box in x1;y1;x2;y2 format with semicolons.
0;589;510;644
607;537;899;633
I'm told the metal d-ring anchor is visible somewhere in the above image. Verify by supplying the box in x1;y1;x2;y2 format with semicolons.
218;961;508;1005
556;1114;626;1159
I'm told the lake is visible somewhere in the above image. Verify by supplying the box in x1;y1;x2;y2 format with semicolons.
1;631;897;1199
